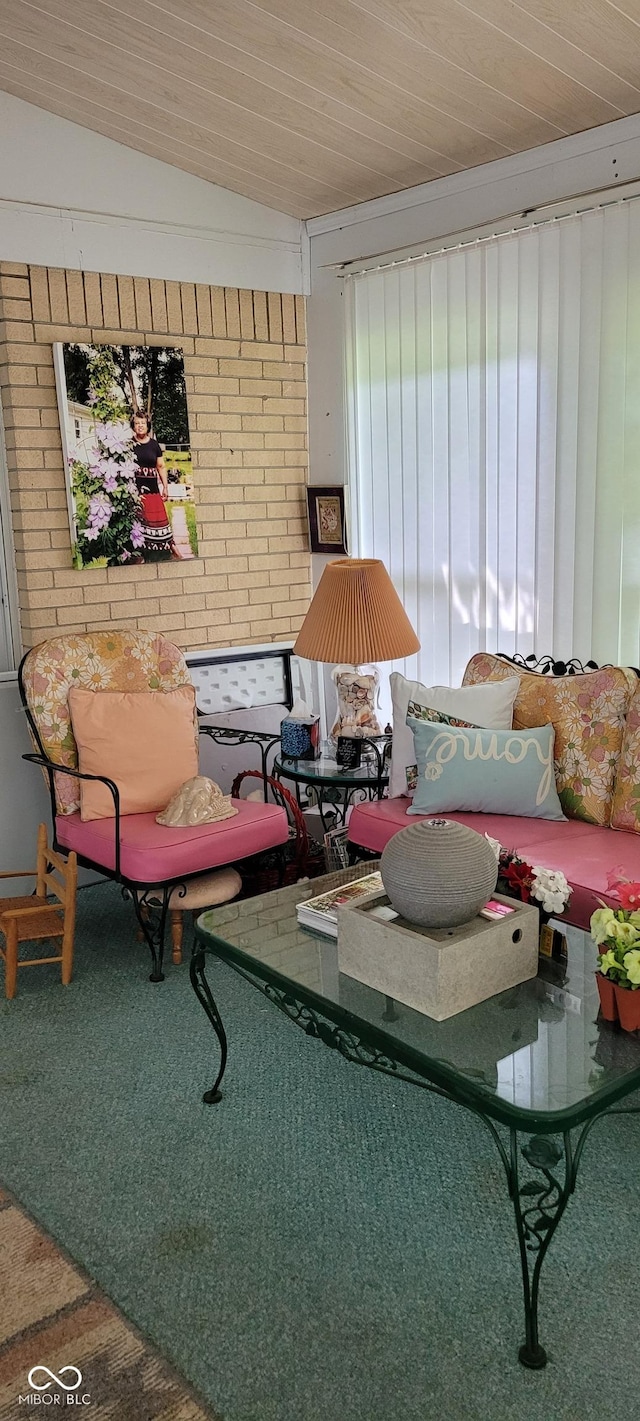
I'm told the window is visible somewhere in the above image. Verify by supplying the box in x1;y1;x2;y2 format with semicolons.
346;198;640;687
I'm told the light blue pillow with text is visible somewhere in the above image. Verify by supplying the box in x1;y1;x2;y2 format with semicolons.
406;718;565;820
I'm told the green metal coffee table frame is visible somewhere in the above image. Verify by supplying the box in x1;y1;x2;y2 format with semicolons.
191;868;640;1370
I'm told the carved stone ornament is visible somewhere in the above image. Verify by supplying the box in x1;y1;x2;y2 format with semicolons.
156;776;238;827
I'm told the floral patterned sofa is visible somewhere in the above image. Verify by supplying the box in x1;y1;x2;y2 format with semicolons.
347;654;640;931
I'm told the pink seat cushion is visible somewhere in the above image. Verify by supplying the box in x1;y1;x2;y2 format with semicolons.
347;799;640;931
348;799;558;856
56;798;288;883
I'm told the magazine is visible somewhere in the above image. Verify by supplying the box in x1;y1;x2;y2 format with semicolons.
296;872;384;937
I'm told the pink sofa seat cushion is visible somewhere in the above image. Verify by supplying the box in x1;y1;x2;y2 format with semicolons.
512;821;640;932
347;800;640;931
56;799;288;883
347;799;563;855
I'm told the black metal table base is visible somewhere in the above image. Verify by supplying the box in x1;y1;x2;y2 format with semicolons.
190;946;640;1366
298;782;384;834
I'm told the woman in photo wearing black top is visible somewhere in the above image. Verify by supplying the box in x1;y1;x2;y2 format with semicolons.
130;411;177;557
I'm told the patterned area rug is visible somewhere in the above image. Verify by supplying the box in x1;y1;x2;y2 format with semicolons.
0;1188;217;1421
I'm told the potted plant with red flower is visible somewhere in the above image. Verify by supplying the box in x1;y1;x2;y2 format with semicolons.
485;838;572;922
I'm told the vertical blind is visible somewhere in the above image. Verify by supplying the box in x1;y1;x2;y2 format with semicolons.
345;200;640;689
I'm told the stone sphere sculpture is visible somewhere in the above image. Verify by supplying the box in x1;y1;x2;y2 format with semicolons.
380;818;498;928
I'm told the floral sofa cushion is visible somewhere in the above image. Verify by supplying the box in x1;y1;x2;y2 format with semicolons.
21;631;193;815
463;653;637;827
610;681;640;833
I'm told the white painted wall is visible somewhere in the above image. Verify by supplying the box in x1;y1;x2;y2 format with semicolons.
0;91;305;294
306;111;640;491
0;678;51;891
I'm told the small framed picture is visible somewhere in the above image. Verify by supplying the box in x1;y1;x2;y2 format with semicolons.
306;486;348;554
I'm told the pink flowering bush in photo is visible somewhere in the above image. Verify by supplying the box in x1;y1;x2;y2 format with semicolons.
68;349;143;569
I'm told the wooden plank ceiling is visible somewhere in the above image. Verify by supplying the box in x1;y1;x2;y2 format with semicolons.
0;0;639;218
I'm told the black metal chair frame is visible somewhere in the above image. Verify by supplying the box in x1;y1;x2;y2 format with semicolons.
17;653;290;983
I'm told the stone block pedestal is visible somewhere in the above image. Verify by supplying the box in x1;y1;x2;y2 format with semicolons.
337;892;539;1021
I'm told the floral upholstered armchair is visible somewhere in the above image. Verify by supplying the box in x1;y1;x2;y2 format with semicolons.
19;630;289;980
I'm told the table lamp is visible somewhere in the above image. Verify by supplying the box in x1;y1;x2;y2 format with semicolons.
293;558;420;740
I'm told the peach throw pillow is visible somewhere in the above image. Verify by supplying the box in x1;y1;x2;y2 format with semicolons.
68;686;199;821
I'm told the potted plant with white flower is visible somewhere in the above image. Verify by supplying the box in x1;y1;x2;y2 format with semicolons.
485;838;572;924
591;883;640;1030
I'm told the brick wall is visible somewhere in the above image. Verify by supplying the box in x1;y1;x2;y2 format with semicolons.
0;262;311;653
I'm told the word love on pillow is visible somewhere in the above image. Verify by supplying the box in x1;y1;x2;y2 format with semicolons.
406;720;565;821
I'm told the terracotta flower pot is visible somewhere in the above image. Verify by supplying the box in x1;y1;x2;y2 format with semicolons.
596;972;618;1022
613;982;640;1032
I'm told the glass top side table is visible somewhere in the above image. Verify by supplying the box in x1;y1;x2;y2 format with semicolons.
273;737;390;831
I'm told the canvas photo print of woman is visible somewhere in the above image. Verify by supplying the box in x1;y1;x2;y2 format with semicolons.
54;342;198;569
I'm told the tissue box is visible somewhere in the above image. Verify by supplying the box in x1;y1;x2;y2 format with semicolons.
280;716;321;760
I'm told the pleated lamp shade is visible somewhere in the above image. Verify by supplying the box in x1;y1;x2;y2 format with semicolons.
293;558;420;665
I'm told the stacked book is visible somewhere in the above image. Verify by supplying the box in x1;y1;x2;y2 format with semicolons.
296;872;384;938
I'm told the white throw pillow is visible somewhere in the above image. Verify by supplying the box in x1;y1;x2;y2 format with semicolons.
388;671;520;799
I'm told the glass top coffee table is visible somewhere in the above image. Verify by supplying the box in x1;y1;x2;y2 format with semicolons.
192;864;640;1370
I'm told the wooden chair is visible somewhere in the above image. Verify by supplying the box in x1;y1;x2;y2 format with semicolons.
0;824;77;999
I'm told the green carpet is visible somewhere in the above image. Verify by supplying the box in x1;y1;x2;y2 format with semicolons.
1;882;638;1421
